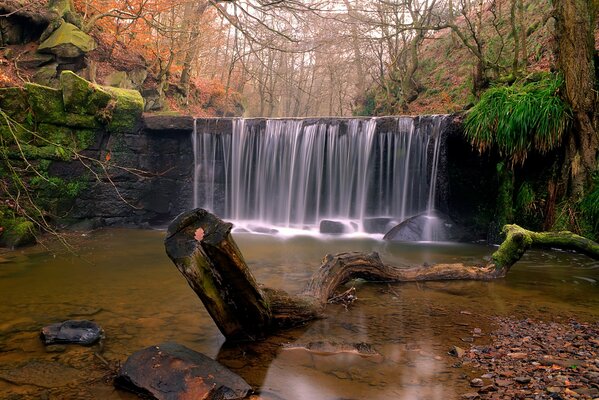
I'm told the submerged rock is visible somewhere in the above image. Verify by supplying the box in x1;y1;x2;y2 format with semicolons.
282;341;382;359
40;320;102;345
115;342;252;400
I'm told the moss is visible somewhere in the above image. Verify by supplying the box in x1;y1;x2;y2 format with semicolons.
0;217;36;248
491;224;533;269
60;71;111;115
60;71;93;114
25;83;64;121
25;82;100;129
103;86;143;133
37;124;96;151
0;88;29;122
38;22;95;57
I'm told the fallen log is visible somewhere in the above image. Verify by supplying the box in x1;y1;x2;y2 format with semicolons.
164;209;599;342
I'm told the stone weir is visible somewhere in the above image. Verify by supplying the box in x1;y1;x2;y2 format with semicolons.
50;114;452;230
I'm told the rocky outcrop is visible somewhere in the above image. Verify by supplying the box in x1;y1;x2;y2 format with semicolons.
115;343;252;400
38;22;95;59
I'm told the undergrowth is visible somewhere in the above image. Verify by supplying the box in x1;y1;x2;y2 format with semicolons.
464;73;571;165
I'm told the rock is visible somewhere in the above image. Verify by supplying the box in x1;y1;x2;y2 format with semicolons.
103;86;144;133
143;114;195;133
60;70;111;115
40;320;103;345
114;342;252;400
383;212;456;241
282;341;382;360
319;220;351;234
105;71;133;89
514;376;531;384
462;393;480;400
248;225;279;234
478;385;497;393
38;22;95;58
470;378;483;387
16;52;55;69
32;63;59;87
362;217;394;234
0;218;36;248
449;346;466;358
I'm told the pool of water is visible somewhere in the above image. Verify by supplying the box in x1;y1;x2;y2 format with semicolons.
0;229;598;399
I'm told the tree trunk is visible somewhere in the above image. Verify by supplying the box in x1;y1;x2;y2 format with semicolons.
165;209;599;342
554;0;598;194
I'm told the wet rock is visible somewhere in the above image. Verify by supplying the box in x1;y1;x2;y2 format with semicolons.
40;320;102;345
383;211;466;242
319;220;350;234
115;342;251;400
363;217;394;234
449;346;466;358
282;341;382;361
248;225;279;235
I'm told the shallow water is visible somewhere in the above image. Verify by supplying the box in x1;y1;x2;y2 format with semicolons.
0;229;598;400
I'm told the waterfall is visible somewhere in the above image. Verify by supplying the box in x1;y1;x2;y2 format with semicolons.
192;116;447;235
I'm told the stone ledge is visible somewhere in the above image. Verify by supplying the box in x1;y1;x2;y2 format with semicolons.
142;113;194;133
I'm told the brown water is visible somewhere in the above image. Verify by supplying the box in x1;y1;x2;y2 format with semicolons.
0;229;598;400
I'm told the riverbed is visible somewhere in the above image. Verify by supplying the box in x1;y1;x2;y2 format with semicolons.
0;229;598;399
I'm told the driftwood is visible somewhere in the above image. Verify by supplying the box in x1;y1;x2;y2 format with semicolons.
164;209;599;341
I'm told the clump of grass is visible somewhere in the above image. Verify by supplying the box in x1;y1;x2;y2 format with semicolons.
464;73;571;165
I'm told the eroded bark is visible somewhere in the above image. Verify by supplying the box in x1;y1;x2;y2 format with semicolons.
164;210;599;341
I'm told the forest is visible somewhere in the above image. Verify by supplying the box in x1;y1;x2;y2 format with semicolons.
0;0;598;399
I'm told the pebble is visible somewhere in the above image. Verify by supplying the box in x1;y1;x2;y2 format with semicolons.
460;317;599;399
470;378;483;387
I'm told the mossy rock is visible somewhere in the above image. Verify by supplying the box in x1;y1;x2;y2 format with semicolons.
60;71;111;115
103;87;144;133
32;63;59;88
38;22;95;58
25;82;100;129
37;123;95;151
0;87;29;122
0;218;36;248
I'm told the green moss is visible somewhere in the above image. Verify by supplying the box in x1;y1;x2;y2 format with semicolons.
103;86;143;133
37;124;96;151
25;83;63;121
0;217;36;248
491;224;533;269
25;82;100;129
0;88;29;121
38;22;95;56
60;71;112;115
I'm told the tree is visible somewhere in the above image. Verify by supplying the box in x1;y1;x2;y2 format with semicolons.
553;0;598;196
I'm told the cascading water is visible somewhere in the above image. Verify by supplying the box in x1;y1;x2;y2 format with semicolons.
192;116;447;236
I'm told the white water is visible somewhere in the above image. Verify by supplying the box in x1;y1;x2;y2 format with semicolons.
192;116;447;236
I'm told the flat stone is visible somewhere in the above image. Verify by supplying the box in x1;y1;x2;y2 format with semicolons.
143;113;194;133
40;320;102;345
114;342;252;400
514;376;531;384
462;393;480;400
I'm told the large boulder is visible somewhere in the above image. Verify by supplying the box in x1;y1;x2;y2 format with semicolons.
115;342;252;400
38;22;95;59
383;212;466;242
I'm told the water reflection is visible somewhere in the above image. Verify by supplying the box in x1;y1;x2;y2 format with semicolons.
0;229;598;399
